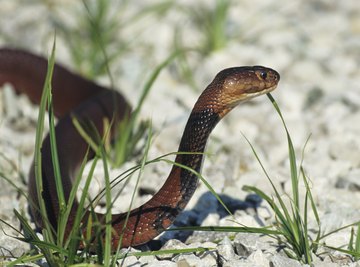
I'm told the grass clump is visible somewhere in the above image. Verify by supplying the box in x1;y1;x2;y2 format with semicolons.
53;0;126;79
348;224;360;261
191;0;231;55
242;94;321;264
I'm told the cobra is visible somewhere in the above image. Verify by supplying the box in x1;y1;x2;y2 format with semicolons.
0;48;280;250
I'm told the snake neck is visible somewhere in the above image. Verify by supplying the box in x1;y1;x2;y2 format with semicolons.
177;108;220;170
176;107;220;200
148;105;221;211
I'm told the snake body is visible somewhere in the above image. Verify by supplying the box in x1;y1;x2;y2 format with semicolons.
0;48;280;249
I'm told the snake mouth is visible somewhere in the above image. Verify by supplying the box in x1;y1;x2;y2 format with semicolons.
261;83;278;95
221;84;278;116
237;83;279;105
246;84;278;97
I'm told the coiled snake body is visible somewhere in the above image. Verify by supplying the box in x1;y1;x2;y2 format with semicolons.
0;48;280;250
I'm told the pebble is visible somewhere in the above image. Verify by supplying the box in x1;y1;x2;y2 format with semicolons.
233;233;265;257
157;239;189;260
118;255;140;266
336;168;360;192
217;236;237;264
146;261;177;267
247;249;270;267
270;254;304;267
175;253;208;267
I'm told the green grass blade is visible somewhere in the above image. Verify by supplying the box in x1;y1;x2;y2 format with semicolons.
301;167;320;248
73;114;114;263
100;137;112;265
115;247;214;260
12;209;55;264
267;93;299;211
133;50;180;117
5;252;45;267
33;38;57;245
323;244;360;258
72;117;101;153
114;124;153;253
320;221;360;240
65;149;95;263
46;68;68;248
356;223;360;260
160;158;233;217
111;51;179;167
242;133;298;239
167;225;281;236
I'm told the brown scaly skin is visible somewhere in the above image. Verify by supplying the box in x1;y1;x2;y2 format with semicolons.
0;48;280;250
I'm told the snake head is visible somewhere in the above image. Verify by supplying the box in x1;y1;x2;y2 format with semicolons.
193;66;280;117
200;66;280;117
221;65;279;101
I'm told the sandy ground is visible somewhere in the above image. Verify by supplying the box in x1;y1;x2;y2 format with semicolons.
0;0;359;266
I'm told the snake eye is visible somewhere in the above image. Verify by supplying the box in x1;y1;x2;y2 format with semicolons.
259;71;267;80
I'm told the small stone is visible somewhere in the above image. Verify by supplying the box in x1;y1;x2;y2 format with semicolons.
328;134;360;167
270;254;302;267
143;259;177;267
0;234;29;258
157;239;188;260
138;255;158;265
3;84;19;120
233;233;264;257
230;210;262;228
118;255;140;266
187;241;217;265
200;213;220;226
185;230;228;244
335;169;360;192
217;236;236;264
223;258;260;267
311;254;340;267
247;249;269;267
198;250;218;267
303;87;324;109
175;253;207;267
187;241;217;250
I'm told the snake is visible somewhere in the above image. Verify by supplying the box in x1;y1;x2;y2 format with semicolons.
0;48;280;250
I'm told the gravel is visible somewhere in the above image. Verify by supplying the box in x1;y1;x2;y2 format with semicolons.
0;0;360;266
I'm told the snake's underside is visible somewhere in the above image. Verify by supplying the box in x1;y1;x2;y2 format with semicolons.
0;48;280;250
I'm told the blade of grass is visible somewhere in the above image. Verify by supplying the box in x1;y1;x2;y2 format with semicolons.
46;70;68;248
267;93;299;214
100;132;112;265
32;38;58;264
160;157;233;217
238;94;320;264
114;124;153;253
65;149;96;263
167;225;281;236
320;221;360;241
73;114;114;263
355;223;360;261
323;245;360;258
115;247;215;262
113;50;180;167
242;133;299;241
